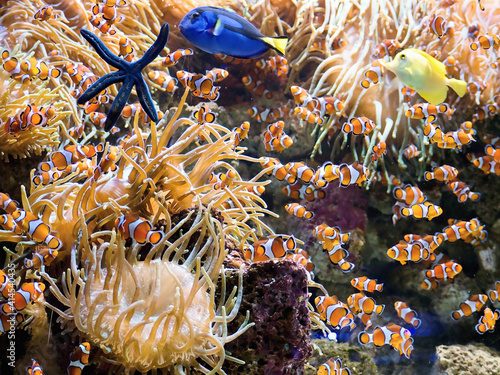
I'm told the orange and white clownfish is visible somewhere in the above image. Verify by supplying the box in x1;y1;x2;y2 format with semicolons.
233;121;250;147
451;294;487;320
394;301;421;329
24;248;58;269
314;295;356;330
351;276;383;293
285;203;314;220
317;357;351;375
244;235;296;262
0;270;14;299
424;165;458;182
488;281;500;303
426;261;462;282
68;342;91;375
347;292;385;315
14;282;45;311
393;184;426;206
115;214;164;245
475;308;500;334
162;48;193;67
27;359;44;375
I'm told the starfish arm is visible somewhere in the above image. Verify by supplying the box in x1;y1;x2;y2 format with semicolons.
77;71;127;105
135;23;170;71
104;77;135;130
135;74;159;123
80;29;129;71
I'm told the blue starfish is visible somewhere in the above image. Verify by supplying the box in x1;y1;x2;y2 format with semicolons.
77;23;169;130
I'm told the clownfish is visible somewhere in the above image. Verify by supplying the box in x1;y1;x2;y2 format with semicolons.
394;301;421;329
285;203;314;220
475;308;500;334
358;323;412;353
68;342;91;375
14;282;45;311
383;48;467;105
347;292;384;315
27;359;44;375
451;294;487;320
315;295;356;330
244;235;296;262
403;144;420;159
351;276;383;293
488;281;500;303
25;248;58;269
317;358;351;375
115;214;164;245
162;48;193;67
0;270;14;299
233;121;250;147
424;165;458;182
179;7;288;58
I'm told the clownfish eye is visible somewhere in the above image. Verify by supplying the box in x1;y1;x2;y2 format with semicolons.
400;54;406;60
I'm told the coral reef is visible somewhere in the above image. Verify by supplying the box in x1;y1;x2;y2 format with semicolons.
435;344;500;375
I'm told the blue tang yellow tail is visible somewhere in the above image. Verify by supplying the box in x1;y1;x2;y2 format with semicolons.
179;6;288;59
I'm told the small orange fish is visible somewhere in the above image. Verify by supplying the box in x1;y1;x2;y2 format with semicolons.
337;162;367;187
347;292;384;315
475;308;500;334
317;357;351;375
244;235;296;262
0;270;14;299
115;214;164;245
401;202;442;221
342;116;375;136
162;48;193;67
148;70;178;93
315;295;356;330
351;276;383;293
395;301;421;329
424;165;458;182
451;294;487;320
371;141;387;162
12;210;62;250
14;282;45;311
393;184;426;206
68;342;91;375
285;203;314;219
24;248;58;269
209;169;236;190
27;359;44;375
427;261;462;282
372;39;400;59
403;144;420;159
34;5;55;21
233;121;250;147
360;60;385;88
358;323;413;358
488;281;500;303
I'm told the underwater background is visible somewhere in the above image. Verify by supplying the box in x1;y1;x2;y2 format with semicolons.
0;0;499;374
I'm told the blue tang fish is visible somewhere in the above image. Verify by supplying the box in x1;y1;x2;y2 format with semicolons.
179;6;288;58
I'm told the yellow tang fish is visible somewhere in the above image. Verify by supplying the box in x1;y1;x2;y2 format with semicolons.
383;48;467;104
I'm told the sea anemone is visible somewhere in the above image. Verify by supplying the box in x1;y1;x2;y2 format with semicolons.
286;0;500;174
2;86;274;373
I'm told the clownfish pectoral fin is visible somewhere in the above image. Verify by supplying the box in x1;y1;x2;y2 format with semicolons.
260;36;288;55
446;77;467;97
418;88;447;106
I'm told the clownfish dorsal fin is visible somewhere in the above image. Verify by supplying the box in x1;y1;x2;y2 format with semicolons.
213;18;224;36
